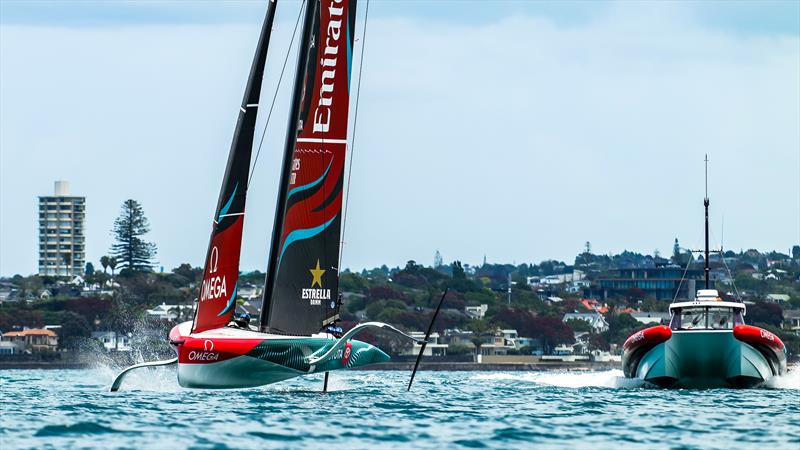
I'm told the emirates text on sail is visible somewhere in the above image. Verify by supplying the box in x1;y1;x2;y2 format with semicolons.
312;0;344;134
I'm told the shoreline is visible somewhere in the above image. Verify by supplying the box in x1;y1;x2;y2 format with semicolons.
0;360;621;371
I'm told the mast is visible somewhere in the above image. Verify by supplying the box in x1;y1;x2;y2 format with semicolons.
191;0;277;333
704;154;710;289
260;0;317;331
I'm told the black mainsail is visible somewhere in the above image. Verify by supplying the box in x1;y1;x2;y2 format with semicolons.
192;1;277;333
260;0;358;335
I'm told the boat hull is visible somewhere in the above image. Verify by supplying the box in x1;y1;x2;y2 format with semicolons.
171;324;389;389
632;330;778;388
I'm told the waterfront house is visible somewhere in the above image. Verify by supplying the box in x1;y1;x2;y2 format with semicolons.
0;340;24;355
403;332;448;356
517;337;543;355
442;329;476;349
91;331;132;352
782;310;800;335
477;329;520;355
146;303;193;322
2;328;58;352
563;312;609;333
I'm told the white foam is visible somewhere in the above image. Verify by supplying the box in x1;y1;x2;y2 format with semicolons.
474;370;646;388
765;364;800;390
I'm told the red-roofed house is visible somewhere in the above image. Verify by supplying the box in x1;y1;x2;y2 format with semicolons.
2;328;58;351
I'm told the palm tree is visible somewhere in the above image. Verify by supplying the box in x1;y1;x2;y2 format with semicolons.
100;256;110;274
109;257;118;276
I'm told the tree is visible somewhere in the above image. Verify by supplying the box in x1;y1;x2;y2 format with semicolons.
110;200;157;272
59;311;92;350
565;318;592;333
588;333;610;351
793;245;800;260
100;256;110;274
85;262;95;276
452;261;466;280
109;257;118;276
748;303;783;327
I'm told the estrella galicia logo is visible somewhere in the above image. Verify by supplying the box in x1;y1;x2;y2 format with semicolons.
301;259;331;305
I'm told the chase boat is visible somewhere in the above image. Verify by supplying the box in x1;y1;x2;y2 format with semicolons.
623;289;787;388
622;157;787;388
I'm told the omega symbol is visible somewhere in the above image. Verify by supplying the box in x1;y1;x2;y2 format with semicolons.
209;247;219;274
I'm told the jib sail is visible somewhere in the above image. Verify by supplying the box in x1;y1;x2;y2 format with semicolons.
192;2;276;333
261;0;357;335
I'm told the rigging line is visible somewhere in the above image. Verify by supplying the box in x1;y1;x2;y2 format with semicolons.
248;0;307;186
338;0;370;271
709;227;742;301
720;252;742;301
672;251;695;303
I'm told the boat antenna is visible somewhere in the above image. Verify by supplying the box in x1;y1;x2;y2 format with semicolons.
704;154;710;289
408;289;448;391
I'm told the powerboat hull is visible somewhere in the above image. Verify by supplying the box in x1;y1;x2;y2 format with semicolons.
632;330;774;388
170;322;389;389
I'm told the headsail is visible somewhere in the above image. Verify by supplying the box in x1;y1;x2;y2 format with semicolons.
192;1;277;334
261;0;358;335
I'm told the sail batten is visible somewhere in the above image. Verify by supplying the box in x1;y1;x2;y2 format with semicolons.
261;0;358;335
192;1;277;334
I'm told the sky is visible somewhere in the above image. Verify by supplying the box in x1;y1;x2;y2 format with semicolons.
1;0;799;276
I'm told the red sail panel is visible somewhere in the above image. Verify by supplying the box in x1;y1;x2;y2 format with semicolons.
194;217;244;333
192;3;276;333
264;0;356;335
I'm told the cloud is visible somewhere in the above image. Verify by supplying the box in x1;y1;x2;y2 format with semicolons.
1;4;798;275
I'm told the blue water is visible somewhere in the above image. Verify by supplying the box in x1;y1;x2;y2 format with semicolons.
1;367;798;449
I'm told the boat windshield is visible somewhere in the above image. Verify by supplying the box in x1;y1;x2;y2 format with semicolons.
707;307;733;330
679;307;707;330
672;306;740;330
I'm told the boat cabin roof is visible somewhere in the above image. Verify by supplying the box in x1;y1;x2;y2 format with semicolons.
669;300;745;311
668;289;745;313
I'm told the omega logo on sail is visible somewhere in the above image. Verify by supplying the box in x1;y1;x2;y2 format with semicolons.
312;0;345;134
200;246;227;302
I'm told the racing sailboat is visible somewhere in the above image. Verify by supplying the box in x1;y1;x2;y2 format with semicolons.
112;0;431;391
622;157;787;388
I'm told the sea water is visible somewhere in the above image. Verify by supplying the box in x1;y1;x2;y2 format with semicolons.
1;366;798;449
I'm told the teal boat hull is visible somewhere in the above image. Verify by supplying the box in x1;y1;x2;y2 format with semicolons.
634;331;775;388
177;337;390;389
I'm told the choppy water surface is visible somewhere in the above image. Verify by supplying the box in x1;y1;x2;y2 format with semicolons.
1;366;798;449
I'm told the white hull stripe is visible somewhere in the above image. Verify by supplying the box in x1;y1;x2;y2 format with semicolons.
296;138;347;144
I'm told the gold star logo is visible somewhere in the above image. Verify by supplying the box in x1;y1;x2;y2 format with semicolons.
310;259;326;288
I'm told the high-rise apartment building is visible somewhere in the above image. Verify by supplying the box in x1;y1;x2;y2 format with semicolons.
38;181;86;277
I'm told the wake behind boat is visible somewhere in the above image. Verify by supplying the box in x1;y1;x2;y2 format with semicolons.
112;0;437;391
622;158;787;388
